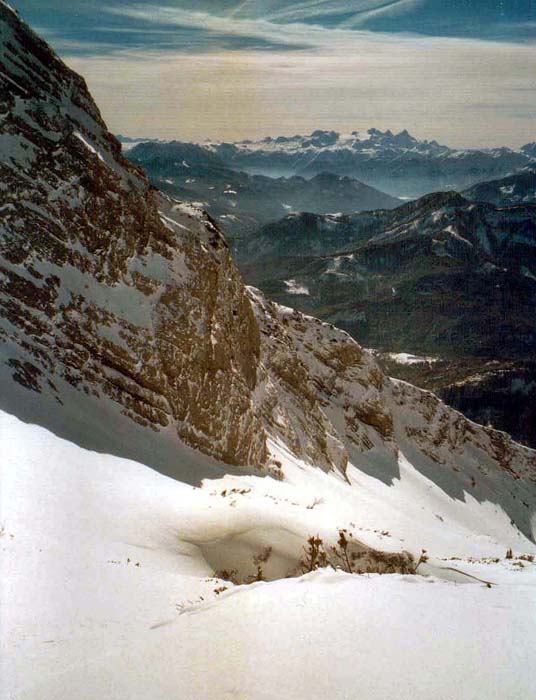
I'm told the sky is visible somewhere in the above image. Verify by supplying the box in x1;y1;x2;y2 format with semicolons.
12;1;536;148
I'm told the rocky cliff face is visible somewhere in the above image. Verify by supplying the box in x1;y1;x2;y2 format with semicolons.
1;2;535;538
0;1;266;468
250;293;536;537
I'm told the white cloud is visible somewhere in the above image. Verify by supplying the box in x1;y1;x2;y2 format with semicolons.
48;2;535;149
339;0;425;28
64;32;536;149
105;3;434;52
105;6;317;49
261;0;424;25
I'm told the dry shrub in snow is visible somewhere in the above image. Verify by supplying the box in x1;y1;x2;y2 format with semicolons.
301;536;329;573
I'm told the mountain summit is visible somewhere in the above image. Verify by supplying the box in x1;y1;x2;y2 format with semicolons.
204;128;534;197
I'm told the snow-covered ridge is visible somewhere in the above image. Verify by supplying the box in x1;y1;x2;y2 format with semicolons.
202;127;534;162
174;127;536;197
384;352;438;366
206;127;450;157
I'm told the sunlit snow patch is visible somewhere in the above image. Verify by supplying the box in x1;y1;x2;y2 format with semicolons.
284;279;310;295
73;131;105;163
386;352;438;365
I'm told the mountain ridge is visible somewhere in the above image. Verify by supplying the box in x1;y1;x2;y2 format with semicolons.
463;168;536;207
236;189;536;445
120;129;536;199
126;140;401;239
1;2;535;524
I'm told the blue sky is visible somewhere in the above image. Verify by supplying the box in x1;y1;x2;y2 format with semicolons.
12;1;536;146
14;1;536;51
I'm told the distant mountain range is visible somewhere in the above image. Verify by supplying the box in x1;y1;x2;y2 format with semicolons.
121;129;536;199
126;141;400;238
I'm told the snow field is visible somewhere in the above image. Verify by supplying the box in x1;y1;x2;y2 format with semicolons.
2;410;536;698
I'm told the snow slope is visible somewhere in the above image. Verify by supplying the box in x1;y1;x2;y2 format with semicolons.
2;409;536;700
